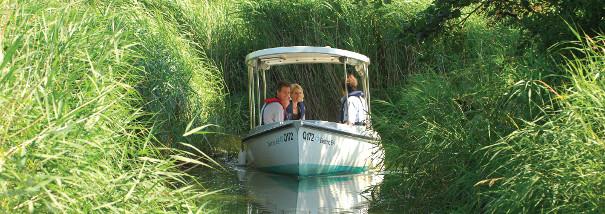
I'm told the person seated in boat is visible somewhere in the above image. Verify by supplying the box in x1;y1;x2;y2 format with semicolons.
261;81;291;124
339;73;368;126
286;83;306;120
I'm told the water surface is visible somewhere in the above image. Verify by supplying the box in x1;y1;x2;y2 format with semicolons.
197;163;385;213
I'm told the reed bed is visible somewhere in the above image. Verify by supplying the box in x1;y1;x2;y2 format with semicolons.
0;0;226;212
476;32;605;213
208;0;431;121
1;0;603;212
370;14;605;213
206;1;605;211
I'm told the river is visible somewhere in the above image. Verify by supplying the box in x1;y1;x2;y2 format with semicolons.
194;160;387;213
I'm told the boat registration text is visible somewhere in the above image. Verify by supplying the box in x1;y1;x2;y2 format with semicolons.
302;131;335;146
266;132;294;147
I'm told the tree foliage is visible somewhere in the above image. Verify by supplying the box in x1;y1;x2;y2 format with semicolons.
411;0;605;46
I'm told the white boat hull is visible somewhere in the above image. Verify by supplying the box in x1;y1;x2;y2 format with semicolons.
242;120;383;176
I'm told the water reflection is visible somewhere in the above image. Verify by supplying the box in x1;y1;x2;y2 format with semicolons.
237;169;383;213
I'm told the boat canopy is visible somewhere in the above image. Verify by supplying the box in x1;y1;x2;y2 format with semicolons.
245;46;369;70
246;46;372;129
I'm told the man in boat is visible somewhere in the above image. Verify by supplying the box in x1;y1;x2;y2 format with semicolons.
339;73;368;126
261;81;291;124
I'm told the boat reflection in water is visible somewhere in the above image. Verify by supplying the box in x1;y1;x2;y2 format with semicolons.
238;170;383;213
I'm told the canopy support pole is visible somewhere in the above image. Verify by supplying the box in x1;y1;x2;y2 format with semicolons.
343;58;348;123
262;69;267;102
248;65;254;130
256;63;262;127
364;63;371;116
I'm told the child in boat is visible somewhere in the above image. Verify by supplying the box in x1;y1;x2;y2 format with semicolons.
286;83;306;120
261;81;291;124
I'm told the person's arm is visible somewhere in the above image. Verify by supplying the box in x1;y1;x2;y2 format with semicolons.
338;97;349;124
263;103;278;124
300;102;306;120
345;97;357;125
272;104;284;122
360;98;369;123
341;98;349;124
287;101;296;121
347;99;358;125
265;103;284;123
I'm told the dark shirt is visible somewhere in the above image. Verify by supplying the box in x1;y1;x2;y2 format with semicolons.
286;101;305;120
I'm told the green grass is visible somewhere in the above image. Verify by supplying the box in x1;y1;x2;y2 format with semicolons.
0;0;228;212
1;0;603;212
202;1;605;211
204;0;605;212
369;12;605;214
210;0;433;121
475;32;605;212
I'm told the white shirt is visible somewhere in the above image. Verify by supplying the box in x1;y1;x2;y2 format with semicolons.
343;96;368;125
262;102;284;124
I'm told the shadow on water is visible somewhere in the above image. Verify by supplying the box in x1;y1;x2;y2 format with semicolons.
195;161;386;213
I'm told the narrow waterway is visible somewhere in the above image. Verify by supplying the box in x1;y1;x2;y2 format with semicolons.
195;160;386;213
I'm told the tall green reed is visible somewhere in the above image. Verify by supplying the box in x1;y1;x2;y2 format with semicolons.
370;14;560;211
130;0;228;151
0;0;224;212
202;0;431;121
476;32;605;213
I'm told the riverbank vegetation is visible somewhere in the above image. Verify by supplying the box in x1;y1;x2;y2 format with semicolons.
1;0;603;212
0;1;227;212
371;25;605;212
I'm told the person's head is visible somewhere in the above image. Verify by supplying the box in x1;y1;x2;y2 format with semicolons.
276;81;291;105
346;73;358;91
291;83;304;103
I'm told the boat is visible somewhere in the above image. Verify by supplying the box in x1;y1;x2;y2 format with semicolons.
239;46;383;176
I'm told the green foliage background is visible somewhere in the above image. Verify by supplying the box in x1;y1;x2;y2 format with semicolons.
1;0;603;213
408;0;605;46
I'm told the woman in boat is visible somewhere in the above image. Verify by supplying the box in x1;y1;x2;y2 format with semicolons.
286;83;306;120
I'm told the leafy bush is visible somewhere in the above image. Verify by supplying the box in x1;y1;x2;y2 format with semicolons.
409;0;605;46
